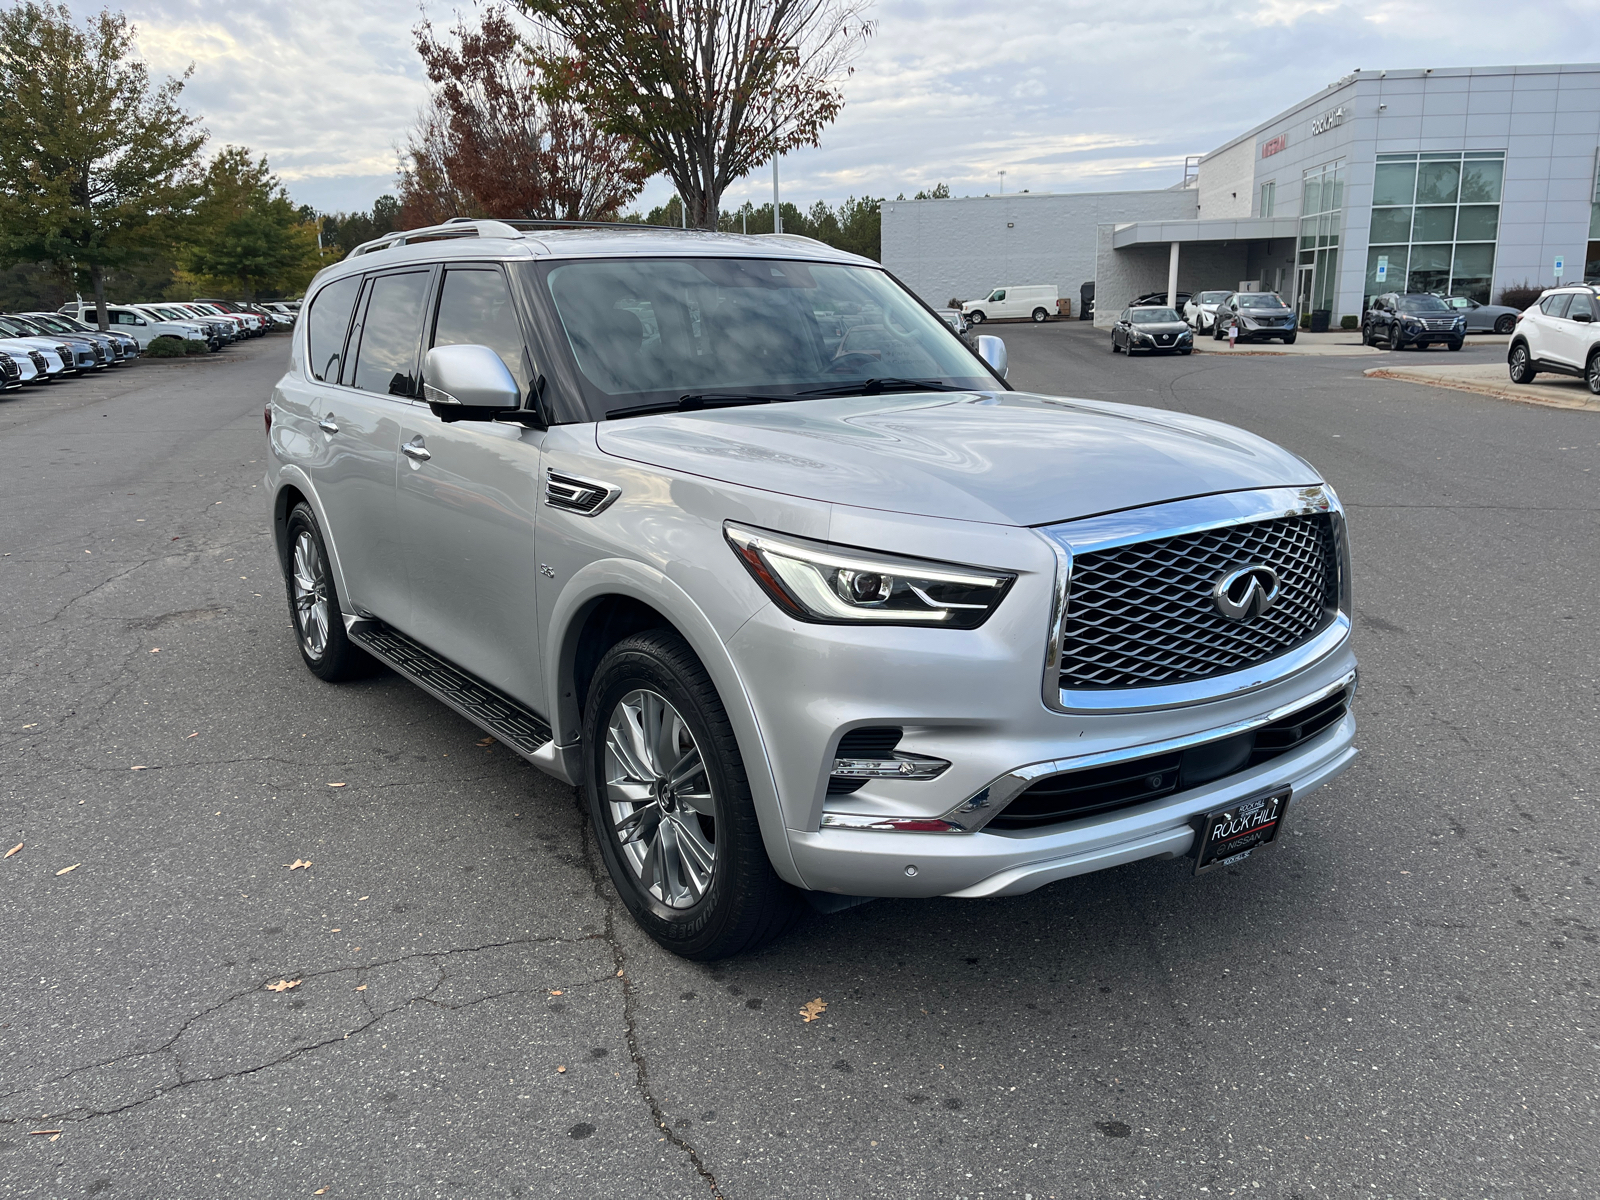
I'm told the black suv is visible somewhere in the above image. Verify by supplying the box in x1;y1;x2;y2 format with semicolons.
1363;293;1465;351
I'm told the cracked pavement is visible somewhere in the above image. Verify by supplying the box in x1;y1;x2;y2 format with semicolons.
3;329;1598;1198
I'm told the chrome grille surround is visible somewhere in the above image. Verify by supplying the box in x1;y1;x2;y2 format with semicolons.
1039;486;1351;714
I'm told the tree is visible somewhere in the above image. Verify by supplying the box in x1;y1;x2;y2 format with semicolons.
0;3;206;328
319;196;403;259
519;0;873;229
401;5;648;224
181;147;321;300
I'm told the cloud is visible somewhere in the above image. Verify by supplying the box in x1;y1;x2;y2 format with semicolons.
123;0;1599;214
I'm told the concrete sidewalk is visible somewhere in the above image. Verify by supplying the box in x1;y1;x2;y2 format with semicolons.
1192;330;1512;358
1364;360;1600;411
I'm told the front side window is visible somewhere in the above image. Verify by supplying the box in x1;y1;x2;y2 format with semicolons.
351;271;431;397
990;290;1006;301
430;267;532;397
307;275;361;383
1565;292;1595;321
542;257;993;416
1539;293;1571;318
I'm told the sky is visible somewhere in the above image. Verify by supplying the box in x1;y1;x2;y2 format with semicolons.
125;0;1600;217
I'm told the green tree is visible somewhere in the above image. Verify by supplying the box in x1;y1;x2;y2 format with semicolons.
0;2;206;328
519;0;873;229
181;147;321;299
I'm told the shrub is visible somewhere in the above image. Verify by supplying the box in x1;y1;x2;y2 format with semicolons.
146;335;186;357
183;339;209;355
948;297;962;309
1340;315;1358;330
1299;312;1311;329
1496;280;1542;311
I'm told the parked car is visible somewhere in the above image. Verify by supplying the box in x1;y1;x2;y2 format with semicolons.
961;284;1059;325
192;299;265;335
1110;305;1194;355
0;351;24;390
1184;290;1232;333
1507;284;1600;394
136;305;226;349
1362;293;1464;351
58;302;203;348
7;313;123;363
0;315;99;372
266;219;1356;959
1132;291;1193;313
1440;295;1521;335
1214;293;1298;344
0;337;64;381
26;311;140;360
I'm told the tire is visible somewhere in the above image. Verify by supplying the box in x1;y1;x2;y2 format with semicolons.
1282;334;1297;345
1587;351;1600;396
1447;338;1463;352
967;310;985;325
1031;308;1048;323
1111;337;1121;353
1494;314;1516;335
1507;342;1537;385
1212;322;1224;341
283;503;375;682
583;630;800;960
1179;347;1193;355
1387;325;1402;351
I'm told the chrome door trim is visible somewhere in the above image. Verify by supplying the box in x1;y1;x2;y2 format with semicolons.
1036;485;1350;715
947;668;1357;832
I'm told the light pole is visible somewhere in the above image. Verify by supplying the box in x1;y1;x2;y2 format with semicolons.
998;170;1006;195
773;158;782;235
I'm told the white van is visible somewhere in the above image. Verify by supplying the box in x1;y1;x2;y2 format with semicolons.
961;285;1059;324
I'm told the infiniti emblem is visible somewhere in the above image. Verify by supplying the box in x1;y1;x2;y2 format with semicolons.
1211;563;1281;621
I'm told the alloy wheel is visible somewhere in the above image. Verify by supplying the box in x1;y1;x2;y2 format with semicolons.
291;530;331;659
603;689;717;909
1588;354;1600;396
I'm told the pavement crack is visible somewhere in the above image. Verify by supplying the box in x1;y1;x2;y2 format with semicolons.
576;788;723;1198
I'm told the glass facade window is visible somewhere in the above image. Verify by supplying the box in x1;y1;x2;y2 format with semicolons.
1260;181;1275;218
1366;150;1504;305
1588;159;1600;285
1297;160;1343;316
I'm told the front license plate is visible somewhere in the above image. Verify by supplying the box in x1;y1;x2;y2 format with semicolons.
1193;789;1290;875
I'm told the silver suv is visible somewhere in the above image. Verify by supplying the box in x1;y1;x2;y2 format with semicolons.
266;219;1358;959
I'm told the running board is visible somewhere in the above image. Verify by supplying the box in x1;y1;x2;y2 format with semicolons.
347;618;554;760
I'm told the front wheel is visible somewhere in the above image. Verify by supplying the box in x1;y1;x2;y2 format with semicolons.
1387;326;1402;351
1508;343;1537;384
283;503;375;682
1281;334;1297;345
966;310;985;325
1494;314;1516;335
1447;338;1463;352
583;631;800;960
1587;351;1600;396
1031;308;1048;323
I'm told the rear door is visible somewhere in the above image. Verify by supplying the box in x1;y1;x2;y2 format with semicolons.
393;263;546;706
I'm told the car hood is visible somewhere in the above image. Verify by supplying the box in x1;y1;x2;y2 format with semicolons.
1128;320;1191;334
595;391;1319;527
1235;309;1293;320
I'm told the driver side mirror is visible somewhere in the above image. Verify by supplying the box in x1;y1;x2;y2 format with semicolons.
1574;312;1595;324
423;344;522;419
975;334;1008;380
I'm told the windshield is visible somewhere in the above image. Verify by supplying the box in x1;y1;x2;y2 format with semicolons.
1129;308;1181;323
0;317;36;336
1197;291;1230;303
1236;294;1286;309
1397;295;1450;313
541;258;995;415
27;314;73;332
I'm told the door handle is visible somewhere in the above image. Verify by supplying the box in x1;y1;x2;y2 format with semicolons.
402;437;431;462
318;414;339;434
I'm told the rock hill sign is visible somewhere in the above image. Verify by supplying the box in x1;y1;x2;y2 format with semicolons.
1311;106;1346;135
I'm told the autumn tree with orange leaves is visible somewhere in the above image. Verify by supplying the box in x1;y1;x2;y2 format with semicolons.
518;0;874;229
398;5;649;226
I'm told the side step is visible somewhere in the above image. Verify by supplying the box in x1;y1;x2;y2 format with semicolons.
347;619;553;759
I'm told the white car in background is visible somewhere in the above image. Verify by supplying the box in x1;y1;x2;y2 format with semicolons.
961;284;1059;325
1184;291;1232;333
59;302;203;348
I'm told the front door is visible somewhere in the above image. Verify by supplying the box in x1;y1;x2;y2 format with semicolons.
1551;290;1596;366
393;264;545;707
1295;266;1315;319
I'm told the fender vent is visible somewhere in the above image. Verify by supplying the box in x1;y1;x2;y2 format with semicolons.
545;470;620;515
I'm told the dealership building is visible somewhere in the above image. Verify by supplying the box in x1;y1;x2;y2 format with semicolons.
881;63;1600;327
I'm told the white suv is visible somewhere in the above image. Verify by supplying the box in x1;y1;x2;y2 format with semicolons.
1508;285;1600;394
266;219;1358;959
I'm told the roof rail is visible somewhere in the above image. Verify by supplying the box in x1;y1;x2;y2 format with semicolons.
346;219;527;259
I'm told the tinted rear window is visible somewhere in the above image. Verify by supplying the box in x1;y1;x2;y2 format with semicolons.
307;276;361;382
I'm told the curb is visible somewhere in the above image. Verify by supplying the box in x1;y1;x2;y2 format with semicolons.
1362;367;1600;413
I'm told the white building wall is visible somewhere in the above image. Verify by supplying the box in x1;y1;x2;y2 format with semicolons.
881;189;1196;310
1197;139;1256;219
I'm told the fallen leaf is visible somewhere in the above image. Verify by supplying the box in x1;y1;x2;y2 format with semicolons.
357;896;368;902
265;979;301;992
4;842;21;859
289;859;312;870
22;723;36;729
55;863;80;876
548;989;563;996
327;782;346;788
314;1190;328;1196
800;997;828;1023
354;984;367;992
186;732;198;738
556;1065;566;1074
616;969;624;977
329;928;341;933
149;647;160;653
28;1129;61;1136
476;737;496;747
130;765;148;771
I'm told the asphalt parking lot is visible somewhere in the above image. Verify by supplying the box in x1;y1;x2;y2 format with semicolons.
3;326;1597;1199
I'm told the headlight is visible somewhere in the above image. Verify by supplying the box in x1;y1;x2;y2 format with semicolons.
725;524;1014;628
1179;329;1193;339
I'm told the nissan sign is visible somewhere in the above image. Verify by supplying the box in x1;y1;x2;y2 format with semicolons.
1261;135;1287;158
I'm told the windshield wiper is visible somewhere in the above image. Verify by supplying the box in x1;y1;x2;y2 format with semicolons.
605;392;777;420
796;377;975;398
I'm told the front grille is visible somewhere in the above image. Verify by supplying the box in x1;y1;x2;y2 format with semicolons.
1420;317;1456;331
988;685;1352;830
1059;513;1338;690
